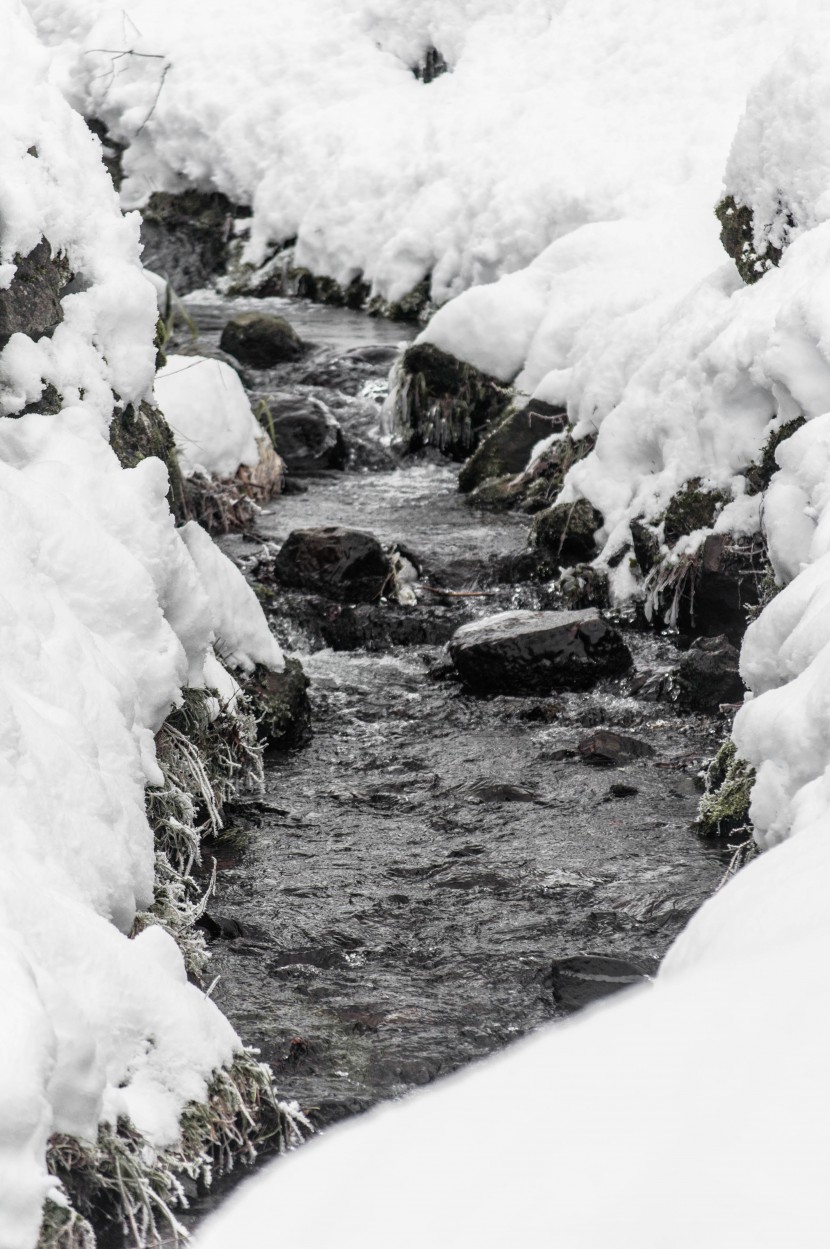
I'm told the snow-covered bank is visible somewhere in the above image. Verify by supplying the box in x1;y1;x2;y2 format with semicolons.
193;817;830;1248
0;6;290;1246
26;0;829;304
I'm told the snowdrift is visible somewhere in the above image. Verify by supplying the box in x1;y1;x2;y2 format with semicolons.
0;6;284;1246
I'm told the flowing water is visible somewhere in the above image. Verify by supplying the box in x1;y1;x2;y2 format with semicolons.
171;294;729;1229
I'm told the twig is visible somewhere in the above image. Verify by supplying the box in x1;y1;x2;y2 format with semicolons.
420;585;495;598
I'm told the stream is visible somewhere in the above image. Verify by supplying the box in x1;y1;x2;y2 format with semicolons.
173;292;729;1225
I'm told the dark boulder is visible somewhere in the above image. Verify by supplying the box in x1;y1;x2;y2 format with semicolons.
458;400;567;494
274;527;393;603
675;635;745;713
391;341;513;460
261;394;347;472
531;498;603;565
0;238;69;350
220;312;304;368
543;954;658;1012
448;608;632;695
577;730;655;767
140;189;239;293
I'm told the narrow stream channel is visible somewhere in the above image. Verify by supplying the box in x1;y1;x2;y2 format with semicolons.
172;293;729;1230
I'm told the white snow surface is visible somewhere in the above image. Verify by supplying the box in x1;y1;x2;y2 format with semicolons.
0;8;282;1246
194;819;830;1248
155;354;264;479
25;0;829;304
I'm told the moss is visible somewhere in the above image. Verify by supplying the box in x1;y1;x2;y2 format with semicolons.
243;658;313;751
41;1054;309;1249
109;399;188;521
745;414;807;494
18;381;63;417
695;739;756;838
531;498;603;564
389;341;513;460
715;194;791;285
662;480;728;545
366;279;433;324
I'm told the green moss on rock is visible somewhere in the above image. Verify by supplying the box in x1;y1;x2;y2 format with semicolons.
244;658;312;750
745;414;807;494
695;738;755;838
662;480;728;546
531;498;603;565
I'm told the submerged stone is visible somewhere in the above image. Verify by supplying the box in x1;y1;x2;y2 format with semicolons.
577;730;655;767
544;954;658;1013
220;312;304;368
274;526;393;603
448;608;632;695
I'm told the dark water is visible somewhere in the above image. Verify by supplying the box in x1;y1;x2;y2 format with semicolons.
168;297;727;1237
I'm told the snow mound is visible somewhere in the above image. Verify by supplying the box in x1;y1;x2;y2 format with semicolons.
155;355;264;479
0;8;284;1244
27;0;828;304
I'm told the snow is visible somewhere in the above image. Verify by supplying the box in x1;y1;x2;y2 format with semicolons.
155;354;265;479
25;0;828;304
194;817;830;1249
0;7;284;1245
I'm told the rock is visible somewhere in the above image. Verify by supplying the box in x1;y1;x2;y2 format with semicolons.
627;668;676;702
390;341;512;460
274;527;393;603
220;312;304;368
577;730;655;767
630;518;660;576
197;912;245;940
448;608;632;695
260;394;347;472
675;635;745;712
688;534;763;643
543;954;658;1012
244;659;312;750
531;498;603;565
0;237;69;350
109;399;187;520
458;400;567;494
605;782;639;799
140;189;239;293
695;739;755;837
715;194;783;285
276;595;465;652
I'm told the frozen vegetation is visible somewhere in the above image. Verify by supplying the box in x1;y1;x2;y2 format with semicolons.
1;0;830;1244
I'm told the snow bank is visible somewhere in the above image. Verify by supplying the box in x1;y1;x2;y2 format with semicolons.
194;819;830;1248
0;7;284;1245
155;355;264;479
27;0;828;304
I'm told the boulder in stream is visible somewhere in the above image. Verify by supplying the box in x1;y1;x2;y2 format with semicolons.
261;394;347;472
448;608;632;694
274;526;393;603
220;312;305;368
577;730;655;767
244;658;312;750
458;399;568;494
674;634;745;712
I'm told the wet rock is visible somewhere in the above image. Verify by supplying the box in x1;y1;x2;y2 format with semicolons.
274;527;393;603
458;400;567;494
628;668;676;702
220;312;305;368
448;608;632;695
276;595;465;652
244;659;312;750
391;341;512;460
544;954;658;1012
605;782;639;799
197;912;246;941
674;635;745;713
260;394;347;472
0;237;69;350
140;189;239;293
577;730;655;767
630;518;660;576
531;499;603;565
